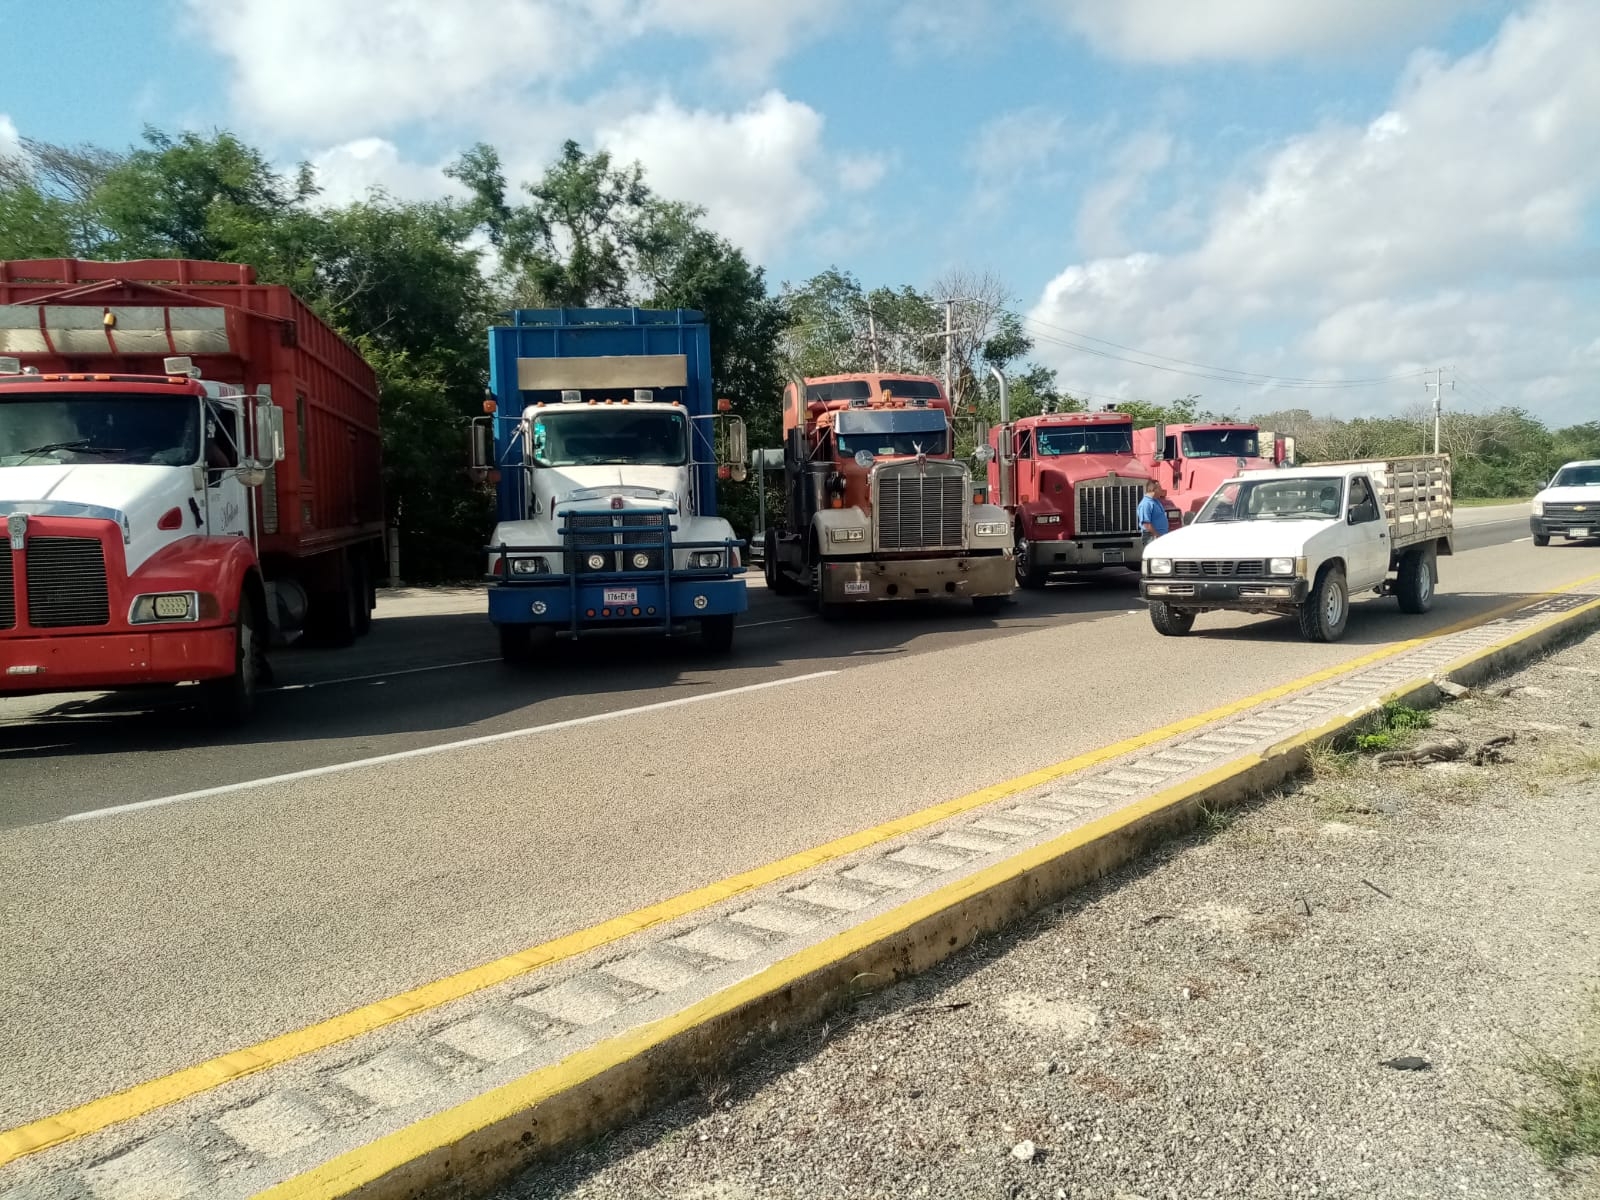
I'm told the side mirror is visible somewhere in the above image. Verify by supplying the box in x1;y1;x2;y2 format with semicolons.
470;416;496;469
1152;422;1167;461
718;415;749;482
1282;436;1296;465
1257;429;1275;460
237;465;268;488
254;404;285;463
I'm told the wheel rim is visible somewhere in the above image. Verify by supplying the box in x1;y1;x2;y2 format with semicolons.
239;611;257;693
1015;534;1030;580
1324;582;1344;626
1419;568;1432;602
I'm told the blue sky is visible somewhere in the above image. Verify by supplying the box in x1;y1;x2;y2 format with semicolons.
4;1;1596;423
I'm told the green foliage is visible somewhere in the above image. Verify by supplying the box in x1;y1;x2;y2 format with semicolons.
1353;702;1433;752
1517;998;1600;1167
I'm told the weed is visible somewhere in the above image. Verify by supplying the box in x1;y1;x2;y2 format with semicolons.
1306;740;1357;778
1077;1067;1148;1102
1517;1050;1600;1167
1115;1022;1162;1047
1198;803;1235;834
1352;701;1433;752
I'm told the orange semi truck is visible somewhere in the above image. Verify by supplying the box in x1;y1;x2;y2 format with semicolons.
762;372;1015;614
0;258;384;721
1133;421;1295;525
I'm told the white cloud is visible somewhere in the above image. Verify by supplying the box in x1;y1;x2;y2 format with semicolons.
1027;0;1600;423
1075;130;1173;256
596;91;846;262
891;0;1003;60
0;114;19;161
1043;0;1472;63
634;0;850;78
308;139;467;207
965;108;1073;213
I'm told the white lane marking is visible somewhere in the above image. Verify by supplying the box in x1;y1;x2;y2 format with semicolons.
60;671;840;824
273;658;501;692
741;615;820;629
1514;537;1532;543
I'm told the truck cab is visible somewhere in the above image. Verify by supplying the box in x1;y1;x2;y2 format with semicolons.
1133;422;1291;525
764;373;1014;613
475;307;749;661
988;409;1161;588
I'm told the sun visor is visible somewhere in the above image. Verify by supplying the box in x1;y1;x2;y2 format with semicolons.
517;354;688;392
0;305;231;356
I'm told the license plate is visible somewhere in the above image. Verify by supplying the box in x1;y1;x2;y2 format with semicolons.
1102;550;1124;563
1571;528;1590;538
843;580;870;595
603;588;637;605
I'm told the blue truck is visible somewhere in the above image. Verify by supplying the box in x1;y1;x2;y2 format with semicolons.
470;307;750;663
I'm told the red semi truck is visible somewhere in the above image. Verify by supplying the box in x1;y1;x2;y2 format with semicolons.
1132;421;1294;525
0;258;384;721
986;386;1163;588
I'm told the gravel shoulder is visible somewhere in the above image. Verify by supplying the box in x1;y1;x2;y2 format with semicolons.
499;631;1600;1200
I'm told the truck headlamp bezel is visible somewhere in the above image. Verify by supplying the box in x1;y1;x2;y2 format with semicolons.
1146;558;1173;576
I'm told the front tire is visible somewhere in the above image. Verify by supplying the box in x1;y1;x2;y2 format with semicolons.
1298;565;1349;642
764;530;803;595
1015;528;1048;590
1395;548;1435;614
1149;601;1196;637
700;614;736;653
1533;533;1550;547
200;588;266;726
972;594;1006;616
499;624;534;665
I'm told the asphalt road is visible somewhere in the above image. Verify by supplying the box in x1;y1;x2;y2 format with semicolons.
0;504;1570;1126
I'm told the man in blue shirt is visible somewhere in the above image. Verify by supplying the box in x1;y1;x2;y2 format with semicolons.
1138;480;1170;547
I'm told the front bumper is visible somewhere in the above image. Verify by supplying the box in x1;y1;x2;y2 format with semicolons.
819;552;1014;604
0;626;236;695
1531;516;1598;539
1138;578;1309;606
488;576;747;630
1031;535;1142;570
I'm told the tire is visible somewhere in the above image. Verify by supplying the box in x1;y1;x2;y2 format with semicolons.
1297;565;1350;642
498;624;534;665
1533;534;1550;547
1014;528;1048;590
764;530;803;595
1149;601;1196;637
352;553;373;637
199;587;266;726
308;552;361;648
700;614;736;653
972;594;1006;616
1395;548;1435;614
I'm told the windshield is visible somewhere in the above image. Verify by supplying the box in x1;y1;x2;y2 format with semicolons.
528;409;688;467
1181;428;1260;459
0;393;201;467
834;408;949;457
1196;476;1344;522
1037;425;1133;455
1551;465;1600;488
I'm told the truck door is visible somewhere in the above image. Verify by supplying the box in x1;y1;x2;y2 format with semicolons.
204;399;250;539
1344;475;1389;588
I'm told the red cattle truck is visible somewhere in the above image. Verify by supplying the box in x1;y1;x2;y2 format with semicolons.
1132;421;1294;525
0;258;384;722
986;382;1163;588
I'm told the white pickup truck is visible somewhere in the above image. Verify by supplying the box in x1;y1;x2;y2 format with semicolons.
1138;455;1453;642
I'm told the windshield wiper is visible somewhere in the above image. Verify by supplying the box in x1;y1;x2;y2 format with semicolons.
14;440;126;463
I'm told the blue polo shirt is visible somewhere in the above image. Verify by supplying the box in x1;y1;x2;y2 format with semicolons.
1137;495;1169;536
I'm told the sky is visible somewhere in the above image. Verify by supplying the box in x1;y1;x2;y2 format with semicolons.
2;0;1597;424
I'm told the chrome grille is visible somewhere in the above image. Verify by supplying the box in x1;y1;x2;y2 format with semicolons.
1173;559;1268;579
1544;504;1597;521
25;537;110;628
875;466;965;551
564;511;668;572
0;550;14;630
1075;481;1143;536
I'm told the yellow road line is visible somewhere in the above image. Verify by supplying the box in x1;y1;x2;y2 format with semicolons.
4;569;1598;1169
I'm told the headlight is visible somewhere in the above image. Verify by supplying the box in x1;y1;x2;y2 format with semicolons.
630;551;652;569
509;556;548;575
974;521;1008;537
129;592;198;623
585;552;607;570
1034;514;1061;525
690;551;723;568
828;528;865;543
1532;500;1544;516
1269;557;1295;576
1147;558;1173;576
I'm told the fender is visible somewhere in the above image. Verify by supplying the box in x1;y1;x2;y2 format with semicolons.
812;507;871;557
129;535;261;625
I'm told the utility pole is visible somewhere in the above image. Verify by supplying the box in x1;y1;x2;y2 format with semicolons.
919;297;977;406
1426;366;1454;455
866;302;881;372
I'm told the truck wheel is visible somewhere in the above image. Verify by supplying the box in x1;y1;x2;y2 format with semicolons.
352;553;373;637
1533;533;1550;547
700;614;736;653
764;530;802;595
498;624;534;665
1395;548;1435;614
308;554;361;648
972;594;1006;616
1149;602;1195;637
1298;565;1349;642
1014;529;1047;590
200;588;266;725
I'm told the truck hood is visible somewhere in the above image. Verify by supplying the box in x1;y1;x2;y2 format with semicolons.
1147;518;1338;560
1535;485;1600;506
539;464;686;511
1038;454;1149;483
0;464;206;572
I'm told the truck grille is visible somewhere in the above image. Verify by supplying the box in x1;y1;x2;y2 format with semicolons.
0;551;14;630
25;537;110;628
565;511;668;572
876;466;965;551
1075;481;1143;536
1173;559;1267;579
1544;503;1597;521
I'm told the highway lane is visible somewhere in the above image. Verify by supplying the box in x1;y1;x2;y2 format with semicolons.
0;510;1580;1128
0;503;1534;824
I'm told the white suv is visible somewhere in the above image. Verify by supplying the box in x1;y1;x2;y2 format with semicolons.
1530;460;1600;545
